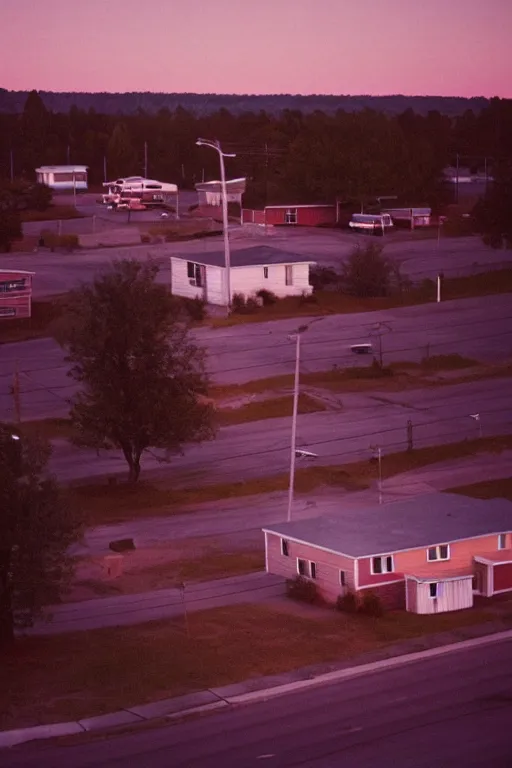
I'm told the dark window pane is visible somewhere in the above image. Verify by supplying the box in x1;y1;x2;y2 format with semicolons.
372;557;382;574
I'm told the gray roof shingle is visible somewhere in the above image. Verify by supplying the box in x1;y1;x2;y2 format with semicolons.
263;493;512;558
171;245;316;268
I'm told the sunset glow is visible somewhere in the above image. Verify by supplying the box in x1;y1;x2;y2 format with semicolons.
1;0;511;97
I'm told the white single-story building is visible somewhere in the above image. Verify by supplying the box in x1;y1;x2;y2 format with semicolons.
35;165;88;191
170;245;316;306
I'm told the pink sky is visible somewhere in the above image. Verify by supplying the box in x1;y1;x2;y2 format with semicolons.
1;0;511;97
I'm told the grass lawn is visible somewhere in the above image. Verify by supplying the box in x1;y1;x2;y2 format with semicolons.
69;435;512;526
1;601;502;730
211;269;512;327
216;392;326;426
211;356;511;399
448;476;512;502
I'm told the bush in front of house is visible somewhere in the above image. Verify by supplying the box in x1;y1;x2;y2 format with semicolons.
336;590;358;613
310;265;341;291
182;296;206;323
286;576;318;604
256;288;278;306
231;293;259;315
358;590;384;617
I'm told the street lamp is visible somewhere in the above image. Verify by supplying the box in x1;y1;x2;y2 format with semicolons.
196;139;236;308
287;318;326;522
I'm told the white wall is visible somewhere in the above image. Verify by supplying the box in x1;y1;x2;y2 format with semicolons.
205;265;225;305
170;257;204;301
412;577;473;614
231;263;313;300
170;259;313;306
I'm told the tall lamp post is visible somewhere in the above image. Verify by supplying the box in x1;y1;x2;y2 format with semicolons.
287;318;326;522
196;139;236;308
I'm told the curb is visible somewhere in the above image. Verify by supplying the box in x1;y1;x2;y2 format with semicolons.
1;628;511;750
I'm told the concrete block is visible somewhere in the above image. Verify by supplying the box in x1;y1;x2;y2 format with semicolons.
127;690;221;720
78;710;143;732
0;722;83;749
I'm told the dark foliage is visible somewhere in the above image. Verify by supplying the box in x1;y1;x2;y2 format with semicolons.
340;244;394;298
2;92;511;213
286;576;318;604
358;591;384;617
336;591;359;613
60;260;215;482
0;425;83;646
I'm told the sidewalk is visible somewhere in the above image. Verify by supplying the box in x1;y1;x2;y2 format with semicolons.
3;624;512;750
23;572;284;636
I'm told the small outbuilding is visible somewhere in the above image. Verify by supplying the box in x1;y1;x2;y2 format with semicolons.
35;165;88;191
263;493;512;614
0;270;35;319
170;245;316;306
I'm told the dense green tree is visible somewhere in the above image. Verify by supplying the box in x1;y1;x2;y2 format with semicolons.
341;243;395;298
473;161;512;248
0;210;22;252
61;260;215;482
0;426;82;647
106;122;138;179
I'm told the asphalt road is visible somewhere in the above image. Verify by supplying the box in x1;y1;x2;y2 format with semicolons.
1;293;512;422
74;451;512;557
44;375;512;483
3;225;512;299
4;638;512;767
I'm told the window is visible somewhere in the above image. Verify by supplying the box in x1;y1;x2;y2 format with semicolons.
427;545;450;562
281;539;289;557
285;265;293;286
263;267;269;279
339;570;346;587
187;261;203;287
371;555;394;574
296;559;316;579
498;534;507;550
429;583;438;598
285;208;297;224
0;279;26;293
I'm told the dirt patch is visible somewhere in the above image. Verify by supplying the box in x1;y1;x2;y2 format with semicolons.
67;544;264;602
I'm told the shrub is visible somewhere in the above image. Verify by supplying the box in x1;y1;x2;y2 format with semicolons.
231;293;247;313
140;234;151;244
183;297;206;323
310;266;340;291
340;243;393;298
231;293;259;314
336;590;358;613
359;590;384;617
286;576;318;604
256;288;278;306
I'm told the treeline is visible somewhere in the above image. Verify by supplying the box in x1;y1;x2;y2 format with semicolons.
1;91;511;208
0;89;490;117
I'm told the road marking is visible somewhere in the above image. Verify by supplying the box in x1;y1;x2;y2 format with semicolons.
257;755;276;760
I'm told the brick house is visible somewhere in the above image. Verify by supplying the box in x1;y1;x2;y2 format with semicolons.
263;494;512;613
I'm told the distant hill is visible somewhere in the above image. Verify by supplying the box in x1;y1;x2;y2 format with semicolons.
0;89;489;116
